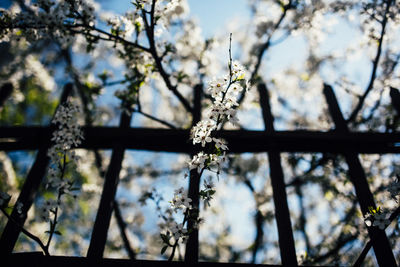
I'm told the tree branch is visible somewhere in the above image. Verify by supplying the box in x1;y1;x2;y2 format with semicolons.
347;0;393;123
0;207;49;256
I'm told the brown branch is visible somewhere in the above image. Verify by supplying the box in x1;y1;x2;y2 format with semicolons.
235;1;292;109
141;0;193;113
133;109;177;129
114;201;136;259
0;207;49;256
347;0;394;123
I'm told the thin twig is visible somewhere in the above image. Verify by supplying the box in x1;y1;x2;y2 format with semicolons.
133;109;177;129
141;0;193;113
0;207;49;256
347;0;394;123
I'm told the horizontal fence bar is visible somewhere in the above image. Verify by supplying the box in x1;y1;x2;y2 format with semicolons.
7;253;294;267
0;126;399;154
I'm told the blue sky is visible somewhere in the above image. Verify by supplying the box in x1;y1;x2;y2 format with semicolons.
187;0;250;37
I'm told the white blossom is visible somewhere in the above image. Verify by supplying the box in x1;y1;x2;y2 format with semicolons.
39;198;58;222
171;191;192;211
212;138;228;151
203;177;215;190
174;187;184;196
188;151;209;173
208;76;228;98
190;120;216;147
170;222;187;240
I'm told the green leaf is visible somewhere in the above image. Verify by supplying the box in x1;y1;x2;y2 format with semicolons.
54;231;62;236
161;245;168;255
160;233;170;244
69;187;80;191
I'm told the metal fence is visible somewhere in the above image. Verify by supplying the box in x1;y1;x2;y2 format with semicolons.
0;82;399;266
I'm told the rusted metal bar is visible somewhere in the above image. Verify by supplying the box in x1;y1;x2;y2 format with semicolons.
0;83;73;255
258;83;298;266
87;111;132;258
323;83;397;266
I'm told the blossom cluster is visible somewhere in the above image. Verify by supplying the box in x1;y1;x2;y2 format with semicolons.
159;187;192;244
129;0;188;38
41;100;83;222
171;187;192;212
39;199;60;222
160;59;247;253
189;60;247;174
364;207;391;230
0;0;95;44
364;176;400;230
200;177;216;208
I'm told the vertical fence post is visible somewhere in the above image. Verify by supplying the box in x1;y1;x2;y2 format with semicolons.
0;83;13;109
257;83;298;266
390;87;400;116
0;83;73;255
185;84;202;263
323;83;397;266
87;111;132;258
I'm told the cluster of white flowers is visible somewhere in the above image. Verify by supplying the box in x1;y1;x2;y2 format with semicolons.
175;20;203;59
39;199;60;222
51;101;83;151
0;0;95;44
202;177;215;208
42;100;83;222
156;0;189;24
171;187;192;212
131;0;188;37
189;60;247;174
364;176;400;230
170;221;187;240
161;58;247;253
365;207;391;230
107;12;142;39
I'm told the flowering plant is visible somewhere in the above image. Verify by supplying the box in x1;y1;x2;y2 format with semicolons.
0;99;83;255
157;35;248;260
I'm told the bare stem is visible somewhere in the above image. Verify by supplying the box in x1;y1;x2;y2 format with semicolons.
0;207;49;256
